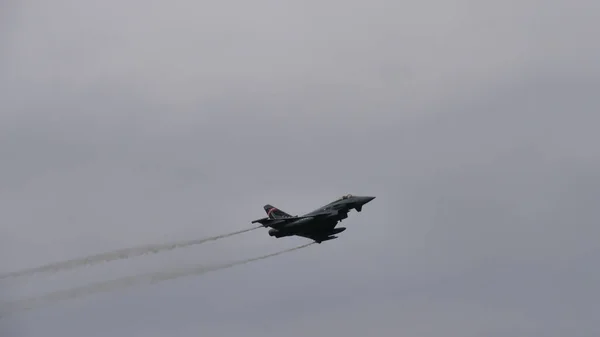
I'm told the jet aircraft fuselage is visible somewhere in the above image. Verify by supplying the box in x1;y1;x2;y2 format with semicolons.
251;194;376;243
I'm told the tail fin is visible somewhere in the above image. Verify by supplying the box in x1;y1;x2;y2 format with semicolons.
264;204;292;219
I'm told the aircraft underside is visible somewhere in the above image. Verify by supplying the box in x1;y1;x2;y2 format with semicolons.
268;220;347;243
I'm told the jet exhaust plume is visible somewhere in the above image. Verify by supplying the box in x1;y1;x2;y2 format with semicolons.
0;226;262;281
0;242;314;317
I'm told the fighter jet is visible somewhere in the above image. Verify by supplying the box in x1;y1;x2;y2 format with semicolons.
251;194;376;243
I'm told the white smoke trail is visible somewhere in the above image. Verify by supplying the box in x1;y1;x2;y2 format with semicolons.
0;242;314;317
0;226;262;281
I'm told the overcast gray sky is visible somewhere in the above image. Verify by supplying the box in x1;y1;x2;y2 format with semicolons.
1;0;599;336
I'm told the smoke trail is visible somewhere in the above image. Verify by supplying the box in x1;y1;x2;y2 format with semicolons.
0;226;262;281
0;242;314;317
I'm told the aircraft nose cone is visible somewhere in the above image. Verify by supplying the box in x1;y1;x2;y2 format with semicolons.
361;196;376;204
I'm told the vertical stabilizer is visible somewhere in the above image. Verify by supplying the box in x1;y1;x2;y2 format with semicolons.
263;205;291;219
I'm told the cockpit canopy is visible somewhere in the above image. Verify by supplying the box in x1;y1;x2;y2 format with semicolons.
339;194;353;200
